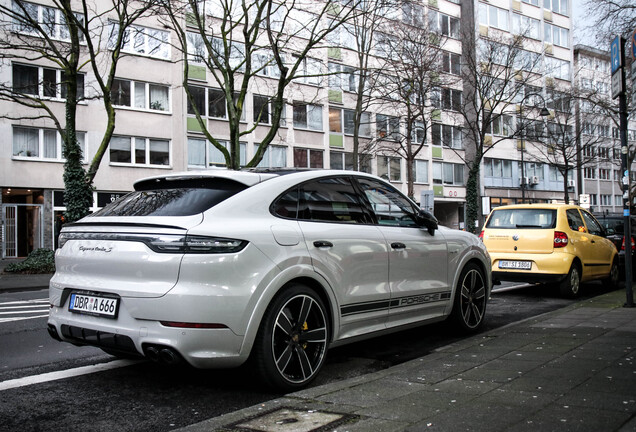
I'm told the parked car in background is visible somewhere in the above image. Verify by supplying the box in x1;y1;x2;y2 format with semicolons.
48;169;491;390
480;204;619;298
595;214;636;280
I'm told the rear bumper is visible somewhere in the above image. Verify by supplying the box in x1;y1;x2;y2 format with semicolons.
492;271;565;284
489;252;573;284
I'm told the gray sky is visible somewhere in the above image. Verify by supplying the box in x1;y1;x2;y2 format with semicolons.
571;0;602;49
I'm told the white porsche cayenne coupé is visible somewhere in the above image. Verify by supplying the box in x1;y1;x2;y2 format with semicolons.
48;169;491;390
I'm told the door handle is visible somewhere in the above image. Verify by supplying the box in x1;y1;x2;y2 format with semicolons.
313;240;333;248
391;242;406;250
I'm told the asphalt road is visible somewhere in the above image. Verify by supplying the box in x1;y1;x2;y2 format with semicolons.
0;281;620;432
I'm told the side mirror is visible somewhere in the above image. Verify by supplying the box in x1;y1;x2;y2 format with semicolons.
606;228;615;235
417;209;438;235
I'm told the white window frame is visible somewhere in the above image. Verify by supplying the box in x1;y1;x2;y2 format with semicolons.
109;136;171;167
12;0;85;42
111;78;170;112
293;102;323;131
479;4;509;31
110;22;170;60
12;63;85;101
12;126;86;162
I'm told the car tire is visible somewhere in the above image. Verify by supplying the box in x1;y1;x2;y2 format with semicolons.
252;284;329;391
603;258;620;290
450;263;487;333
560;263;581;298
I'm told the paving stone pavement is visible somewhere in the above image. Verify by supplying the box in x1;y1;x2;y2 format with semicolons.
179;289;636;432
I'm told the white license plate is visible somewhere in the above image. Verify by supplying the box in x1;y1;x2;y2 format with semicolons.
68;293;119;318
498;260;532;270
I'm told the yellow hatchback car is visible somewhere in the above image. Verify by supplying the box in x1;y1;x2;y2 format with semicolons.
480;204;619;297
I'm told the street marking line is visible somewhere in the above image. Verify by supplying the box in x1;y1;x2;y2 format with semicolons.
0;359;143;391
0;310;50;315
0;299;48;306
0;314;49;323
0;305;50;310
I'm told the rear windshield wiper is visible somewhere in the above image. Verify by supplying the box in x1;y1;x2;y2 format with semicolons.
515;224;543;228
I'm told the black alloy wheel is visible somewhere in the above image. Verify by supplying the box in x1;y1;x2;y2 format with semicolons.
253;285;329;391
451;263;487;333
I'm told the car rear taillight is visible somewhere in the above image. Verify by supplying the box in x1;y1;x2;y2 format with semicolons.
554;231;569;248
478;231;484;241
620;237;635;251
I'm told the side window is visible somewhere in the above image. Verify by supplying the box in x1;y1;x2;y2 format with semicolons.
298;177;371;224
581;210;603;236
356;177;418;227
271;187;299;219
566;209;585;232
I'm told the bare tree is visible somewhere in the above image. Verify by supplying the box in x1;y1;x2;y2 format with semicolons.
455;27;544;233
583;0;636;44
528;85;606;203
160;0;360;169
370;19;449;198
0;0;155;221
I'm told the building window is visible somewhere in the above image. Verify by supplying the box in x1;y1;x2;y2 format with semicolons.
600;194;612;206
344;109;371;137
441;52;461;75
187;138;246;168
523;0;539;5
294;148;323;168
253;49;282;78
478;4;509;31
484;158;512;178
328;62;358;92
599;168;611;180
433;162;464;185
414;159;428;184
13;0;85;42
485;113;513;137
13;63;85;100
431;87;462;111
428;10;460;38
109;22;170;60
110;136;170;166
432;124;462;149
584;167;596;179
294;56;322;86
545;57;570;81
256;144;286;168
544;23;569;48
543;0;568;15
378;156;401;182
110;79;169;111
293;103;323;131
512;14;540;39
186;86;244;120
615;195;622;206
376;114;400;141
253;95;285;126
330;151;372;173
13;126;86;161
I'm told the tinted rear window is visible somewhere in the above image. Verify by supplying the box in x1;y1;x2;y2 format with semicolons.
90;178;248;217
486;208;557;229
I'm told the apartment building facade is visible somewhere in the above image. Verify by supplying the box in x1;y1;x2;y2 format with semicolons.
573;44;636;216
1;0;469;258
461;0;577;217
1;0;629;258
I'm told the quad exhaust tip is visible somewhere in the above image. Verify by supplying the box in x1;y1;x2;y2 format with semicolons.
144;345;181;366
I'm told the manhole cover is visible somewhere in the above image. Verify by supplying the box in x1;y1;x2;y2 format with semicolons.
227;407;357;432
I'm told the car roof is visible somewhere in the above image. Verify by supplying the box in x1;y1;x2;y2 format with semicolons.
132;169;380;190
491;203;582;211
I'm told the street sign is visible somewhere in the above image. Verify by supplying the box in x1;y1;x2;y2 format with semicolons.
612;71;623;99
611;36;622;74
580;194;590;209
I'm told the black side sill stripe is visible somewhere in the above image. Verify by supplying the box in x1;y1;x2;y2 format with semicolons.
341;291;451;317
583;263;610;267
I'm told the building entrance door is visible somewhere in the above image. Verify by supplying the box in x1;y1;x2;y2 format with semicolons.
2;204;43;258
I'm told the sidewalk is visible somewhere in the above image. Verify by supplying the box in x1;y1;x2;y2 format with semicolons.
180;289;636;432
0;259;52;292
